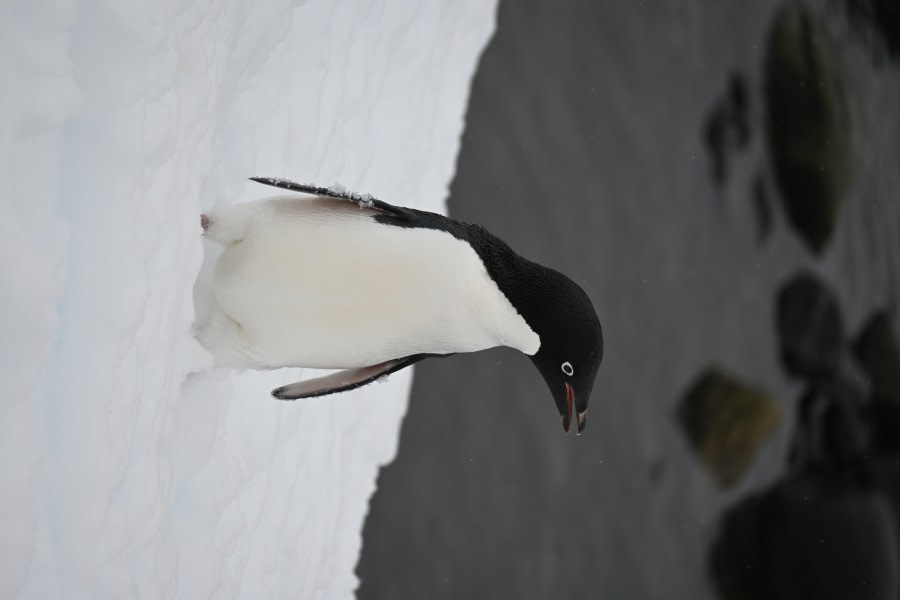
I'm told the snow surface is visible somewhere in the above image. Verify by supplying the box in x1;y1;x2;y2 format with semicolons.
0;0;496;597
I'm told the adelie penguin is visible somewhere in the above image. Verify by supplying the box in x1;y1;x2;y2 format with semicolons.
198;178;603;434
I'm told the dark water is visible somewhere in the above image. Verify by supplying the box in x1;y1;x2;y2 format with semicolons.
359;0;900;598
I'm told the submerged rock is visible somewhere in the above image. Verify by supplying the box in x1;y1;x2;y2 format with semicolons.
868;401;900;454
677;367;780;488
704;72;751;186
764;2;854;254
789;382;870;468
871;457;900;577
853;311;900;452
871;0;900;57
766;475;900;600
853;311;900;406
752;173;773;243
709;492;773;600
776;272;844;379
844;0;900;61
712;470;900;600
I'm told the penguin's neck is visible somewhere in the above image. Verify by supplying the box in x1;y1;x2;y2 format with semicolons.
467;264;541;356
462;224;552;357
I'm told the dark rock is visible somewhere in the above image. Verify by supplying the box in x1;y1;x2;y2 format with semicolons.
868;402;900;454
729;74;751;148
853;311;900;406
870;457;900;566
764;2;854;254
704;72;751;186
854;311;900;452
712;471;900;600
790;382;870;468
871;457;900;508
752;173;773;243
709;491;774;600
776;272;844;379
871;0;900;57
765;472;900;600
677;366;780;487
705;106;729;185
844;0;900;62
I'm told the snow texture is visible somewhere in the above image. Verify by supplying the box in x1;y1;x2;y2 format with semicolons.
0;0;496;597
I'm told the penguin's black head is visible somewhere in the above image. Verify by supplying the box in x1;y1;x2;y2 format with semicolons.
524;270;603;435
453;223;603;434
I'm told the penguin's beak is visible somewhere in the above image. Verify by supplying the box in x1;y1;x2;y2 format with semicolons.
563;382;574;434
559;382;586;435
562;382;587;436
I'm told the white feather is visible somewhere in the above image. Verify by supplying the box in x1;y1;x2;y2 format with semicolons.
198;195;539;369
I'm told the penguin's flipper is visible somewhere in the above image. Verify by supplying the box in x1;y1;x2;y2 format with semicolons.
271;355;430;400
249;176;411;218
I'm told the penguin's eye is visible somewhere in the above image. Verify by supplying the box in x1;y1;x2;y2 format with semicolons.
561;361;574;376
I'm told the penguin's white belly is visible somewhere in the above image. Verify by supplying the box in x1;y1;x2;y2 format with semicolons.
209;197;531;369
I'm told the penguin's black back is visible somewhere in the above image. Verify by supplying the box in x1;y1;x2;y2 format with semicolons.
374;207;603;365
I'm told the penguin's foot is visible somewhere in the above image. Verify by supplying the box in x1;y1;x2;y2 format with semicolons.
272;355;429;399
201;213;210;231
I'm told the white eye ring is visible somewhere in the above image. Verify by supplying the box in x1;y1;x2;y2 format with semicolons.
561;361;574;376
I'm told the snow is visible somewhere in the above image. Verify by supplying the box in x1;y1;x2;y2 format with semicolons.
0;0;496;598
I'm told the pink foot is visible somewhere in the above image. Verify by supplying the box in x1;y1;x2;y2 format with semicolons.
201;213;210;231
